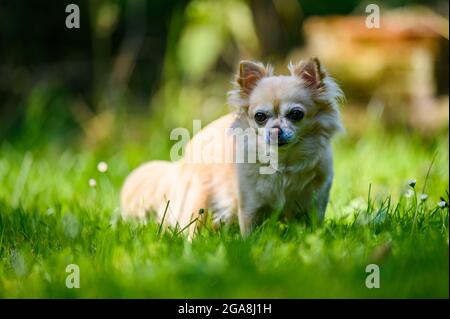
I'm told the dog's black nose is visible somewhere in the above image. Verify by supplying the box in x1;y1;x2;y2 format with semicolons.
272;126;288;145
268;126;290;146
272;126;282;136
274;126;293;146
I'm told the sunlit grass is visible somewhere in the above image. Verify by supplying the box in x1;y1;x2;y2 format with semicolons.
0;114;448;298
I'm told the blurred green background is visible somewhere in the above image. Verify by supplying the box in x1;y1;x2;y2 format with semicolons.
1;0;448;155
0;0;448;298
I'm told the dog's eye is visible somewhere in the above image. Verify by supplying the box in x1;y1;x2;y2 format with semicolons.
254;112;268;123
287;109;304;122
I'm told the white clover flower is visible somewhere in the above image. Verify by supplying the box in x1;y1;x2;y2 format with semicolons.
438;201;448;208
97;161;108;173
407;179;416;188
89;178;97;188
419;193;428;201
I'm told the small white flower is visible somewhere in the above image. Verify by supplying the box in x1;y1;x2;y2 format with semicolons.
407;179;416;188
438;201;448;208
89;178;97;188
97;161;108;173
404;189;414;198
419;194;428;201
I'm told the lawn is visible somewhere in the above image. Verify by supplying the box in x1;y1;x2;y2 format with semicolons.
0;115;448;298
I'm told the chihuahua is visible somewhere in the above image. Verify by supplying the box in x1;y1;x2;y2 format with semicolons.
121;57;344;237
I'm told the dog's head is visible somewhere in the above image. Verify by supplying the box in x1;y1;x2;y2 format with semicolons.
228;58;344;148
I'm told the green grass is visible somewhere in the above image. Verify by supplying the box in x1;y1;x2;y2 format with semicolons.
0;117;448;298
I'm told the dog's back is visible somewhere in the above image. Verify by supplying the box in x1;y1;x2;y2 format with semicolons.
120;114;239;233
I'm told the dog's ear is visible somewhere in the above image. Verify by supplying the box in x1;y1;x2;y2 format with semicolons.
228;60;272;110
289;57;325;88
236;61;270;96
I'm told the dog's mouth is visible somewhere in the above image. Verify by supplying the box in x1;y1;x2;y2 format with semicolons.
277;140;289;147
264;131;294;147
265;138;290;147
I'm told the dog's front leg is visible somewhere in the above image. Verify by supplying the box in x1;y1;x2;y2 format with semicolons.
314;174;333;222
238;206;257;237
236;165;261;237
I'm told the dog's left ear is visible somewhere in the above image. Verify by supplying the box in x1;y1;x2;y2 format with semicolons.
289;57;325;88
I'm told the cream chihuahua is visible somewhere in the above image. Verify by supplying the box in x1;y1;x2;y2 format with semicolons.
121;57;344;237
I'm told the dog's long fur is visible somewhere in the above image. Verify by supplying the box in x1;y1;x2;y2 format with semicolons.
121;57;344;237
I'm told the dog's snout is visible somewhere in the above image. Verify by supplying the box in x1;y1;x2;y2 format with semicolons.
276;130;285;144
269;126;283;140
272;126;282;136
267;126;290;146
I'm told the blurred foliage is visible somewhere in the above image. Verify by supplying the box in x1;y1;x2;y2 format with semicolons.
1;0;448;152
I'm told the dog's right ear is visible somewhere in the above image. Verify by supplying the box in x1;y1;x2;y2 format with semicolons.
228;60;272;111
236;61;270;96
